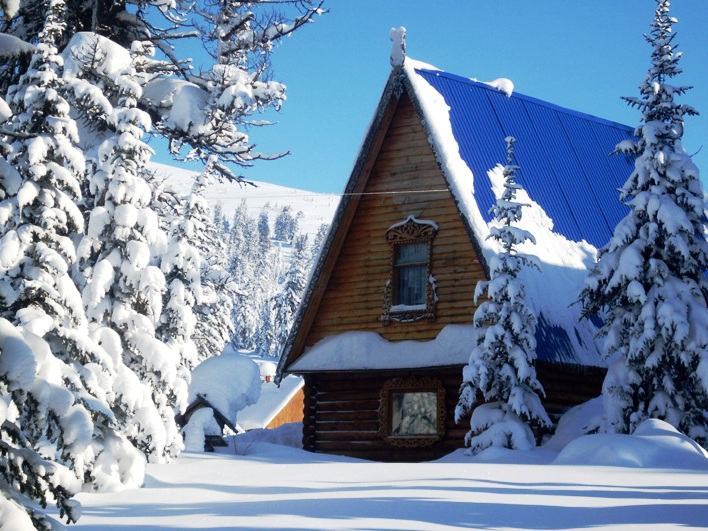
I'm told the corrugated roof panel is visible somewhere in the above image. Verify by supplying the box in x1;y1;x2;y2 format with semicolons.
417;71;504;222
415;67;636;249
485;89;587;242
556;112;628;246
586;120;637;232
520;101;598;242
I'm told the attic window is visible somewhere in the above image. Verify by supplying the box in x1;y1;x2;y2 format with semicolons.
379;376;446;447
381;216;437;325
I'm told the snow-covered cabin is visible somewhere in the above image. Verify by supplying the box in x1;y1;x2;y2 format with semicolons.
276;57;636;462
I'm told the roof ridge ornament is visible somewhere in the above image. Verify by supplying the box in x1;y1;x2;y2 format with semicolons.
389;27;407;98
389;26;406;67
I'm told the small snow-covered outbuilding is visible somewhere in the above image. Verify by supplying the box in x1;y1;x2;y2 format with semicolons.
276;55;636;462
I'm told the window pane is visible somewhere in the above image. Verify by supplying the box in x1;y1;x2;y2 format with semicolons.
395;243;428;265
397;265;426;305
391;392;438;436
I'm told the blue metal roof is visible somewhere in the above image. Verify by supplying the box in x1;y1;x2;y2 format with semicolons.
415;68;636;249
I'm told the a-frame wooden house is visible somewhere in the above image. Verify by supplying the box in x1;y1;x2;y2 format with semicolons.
276;57;635;462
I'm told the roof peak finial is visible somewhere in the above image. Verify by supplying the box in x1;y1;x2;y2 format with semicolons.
389;26;406;67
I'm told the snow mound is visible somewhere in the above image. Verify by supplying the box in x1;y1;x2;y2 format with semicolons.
483;77;514;97
188;351;261;425
234;422;303;451
543;397;605;452
554;418;708;469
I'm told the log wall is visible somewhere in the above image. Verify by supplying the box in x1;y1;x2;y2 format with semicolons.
303;369;467;462
302;364;606;462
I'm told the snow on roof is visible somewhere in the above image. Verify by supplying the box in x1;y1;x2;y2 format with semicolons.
406;60;635;249
236;374;304;431
400;59;633;367
290;324;474;372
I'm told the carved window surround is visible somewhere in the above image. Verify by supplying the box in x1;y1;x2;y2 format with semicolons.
381;216;437;325
379;376;446;447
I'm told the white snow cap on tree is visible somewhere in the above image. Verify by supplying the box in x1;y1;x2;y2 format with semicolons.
390;27;406;67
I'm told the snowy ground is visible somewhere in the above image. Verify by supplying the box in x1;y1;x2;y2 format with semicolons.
69;421;708;531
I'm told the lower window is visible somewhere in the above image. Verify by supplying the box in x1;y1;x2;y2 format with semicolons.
379;376;446;447
391;391;438;436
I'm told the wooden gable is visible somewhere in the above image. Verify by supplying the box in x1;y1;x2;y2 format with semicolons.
283;89;487;372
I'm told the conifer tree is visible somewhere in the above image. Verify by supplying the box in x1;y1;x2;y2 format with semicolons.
270;234;310;357
456;137;550;453
181;160;236;360
580;0;708;445
0;319;84;529
0;0;140;524
77;42;183;463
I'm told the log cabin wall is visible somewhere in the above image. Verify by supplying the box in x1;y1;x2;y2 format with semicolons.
302;364;605;462
305;93;485;348
536;362;607;422
302;369;468;462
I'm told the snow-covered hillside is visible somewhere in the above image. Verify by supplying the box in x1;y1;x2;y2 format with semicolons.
149;163;339;238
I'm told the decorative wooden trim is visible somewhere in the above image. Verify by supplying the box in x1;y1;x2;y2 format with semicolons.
379;376;446;447
385;217;437;242
381;217;438;325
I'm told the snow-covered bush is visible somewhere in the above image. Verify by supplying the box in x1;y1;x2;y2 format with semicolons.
183;351;261;451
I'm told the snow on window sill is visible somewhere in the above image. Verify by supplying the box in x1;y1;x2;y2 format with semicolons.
390;304;427;313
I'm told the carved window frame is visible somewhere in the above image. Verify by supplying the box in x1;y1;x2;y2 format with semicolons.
379;376;446;447
381;216;437;325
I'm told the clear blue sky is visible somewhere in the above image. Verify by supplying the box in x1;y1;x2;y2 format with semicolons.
151;1;708;195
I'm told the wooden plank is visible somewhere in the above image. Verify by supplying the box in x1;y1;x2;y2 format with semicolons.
316;430;381;442
316;410;380;422
315;420;380;432
316;388;380;401
316;399;381;411
283;91;403;371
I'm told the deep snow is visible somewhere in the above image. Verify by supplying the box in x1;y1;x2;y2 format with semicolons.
68;415;708;530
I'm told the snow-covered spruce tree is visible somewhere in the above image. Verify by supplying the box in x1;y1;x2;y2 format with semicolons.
0;319;84;529
579;0;708;446
456;137;550;454
77;42;184;463
229;204;267;350
269;234;310;358
0;98;84;530
0;0;145;493
313;223;329;255
151;178;200;390
188;163;236;360
274;205;302;243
